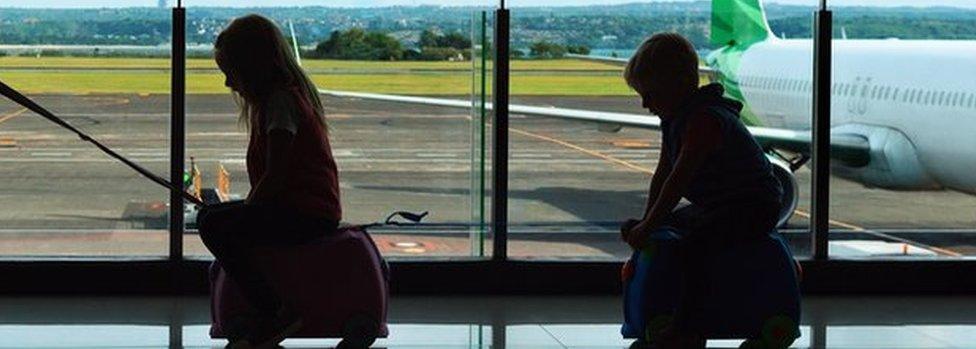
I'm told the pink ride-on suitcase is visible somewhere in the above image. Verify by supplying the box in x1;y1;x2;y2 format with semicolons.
209;225;390;348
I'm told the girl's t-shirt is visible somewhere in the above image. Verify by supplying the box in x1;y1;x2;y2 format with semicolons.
246;87;342;221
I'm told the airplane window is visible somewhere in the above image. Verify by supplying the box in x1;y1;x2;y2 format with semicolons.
969;93;975;108
893;87;901;101
871;86;879;99
953;92;961;106
925;90;933;105
939;91;947;105
860;85;869;98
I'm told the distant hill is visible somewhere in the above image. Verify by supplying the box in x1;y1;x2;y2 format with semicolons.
1;1;975;52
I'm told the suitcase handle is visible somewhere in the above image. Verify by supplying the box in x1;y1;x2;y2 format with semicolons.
355;210;429;229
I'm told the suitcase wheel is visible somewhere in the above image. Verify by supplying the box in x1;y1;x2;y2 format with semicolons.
336;314;379;349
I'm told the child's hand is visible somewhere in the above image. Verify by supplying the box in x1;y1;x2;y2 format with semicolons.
624;220;650;250
620;218;641;243
626;220;657;249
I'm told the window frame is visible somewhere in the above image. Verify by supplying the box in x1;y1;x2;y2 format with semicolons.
3;0;975;296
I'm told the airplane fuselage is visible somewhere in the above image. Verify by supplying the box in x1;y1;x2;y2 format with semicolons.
720;38;976;194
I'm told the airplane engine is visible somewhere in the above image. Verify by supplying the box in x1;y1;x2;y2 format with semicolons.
767;156;799;228
830;124;940;191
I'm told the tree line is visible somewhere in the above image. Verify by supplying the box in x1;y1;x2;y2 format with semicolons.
308;28;592;61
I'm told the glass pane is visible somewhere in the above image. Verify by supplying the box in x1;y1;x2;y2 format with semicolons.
506;0;814;260
828;0;976;259
0;2;171;257
181;3;492;260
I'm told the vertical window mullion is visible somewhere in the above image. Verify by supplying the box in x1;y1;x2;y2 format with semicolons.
811;1;832;261
169;1;186;265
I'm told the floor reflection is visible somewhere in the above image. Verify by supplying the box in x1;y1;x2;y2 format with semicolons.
1;296;974;348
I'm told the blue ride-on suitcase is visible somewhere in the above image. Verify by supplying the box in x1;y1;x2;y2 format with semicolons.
621;227;801;348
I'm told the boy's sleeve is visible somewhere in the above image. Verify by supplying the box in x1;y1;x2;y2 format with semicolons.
263;90;299;135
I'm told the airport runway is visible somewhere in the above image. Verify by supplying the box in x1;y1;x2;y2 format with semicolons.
0;94;974;258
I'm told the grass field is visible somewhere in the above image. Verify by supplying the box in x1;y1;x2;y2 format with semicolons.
0;56;634;96
0;56;623;71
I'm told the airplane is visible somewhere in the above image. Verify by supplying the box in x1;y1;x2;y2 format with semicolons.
312;0;976;230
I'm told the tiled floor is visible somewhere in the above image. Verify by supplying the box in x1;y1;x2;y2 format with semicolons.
1;296;974;348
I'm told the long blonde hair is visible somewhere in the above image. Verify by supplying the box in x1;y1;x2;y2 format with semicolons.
214;14;326;132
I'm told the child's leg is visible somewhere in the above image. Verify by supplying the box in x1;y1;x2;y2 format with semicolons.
198;202;283;316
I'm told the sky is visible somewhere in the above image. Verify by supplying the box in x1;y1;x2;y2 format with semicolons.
2;0;975;9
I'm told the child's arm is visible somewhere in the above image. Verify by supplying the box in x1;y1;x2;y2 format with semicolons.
643;141;673;216
621;142;673;242
247;129;295;204
627;114;722;248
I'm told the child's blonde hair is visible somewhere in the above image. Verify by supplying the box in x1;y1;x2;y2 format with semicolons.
624;32;699;95
215;14;326;131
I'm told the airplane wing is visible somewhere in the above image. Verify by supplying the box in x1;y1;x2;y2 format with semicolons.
565;53;719;81
319;89;870;166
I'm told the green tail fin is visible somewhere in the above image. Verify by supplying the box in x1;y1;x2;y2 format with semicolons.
711;0;774;47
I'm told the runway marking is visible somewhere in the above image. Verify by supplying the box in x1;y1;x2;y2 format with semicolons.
417;153;458;158
125;152;167;157
30;152;71;157
0;108;28;125
513;153;553;159
86;96;130;108
189;132;246;137
508;126;966;257
332;149;356;157
510;126;655;174
791;210;963;257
